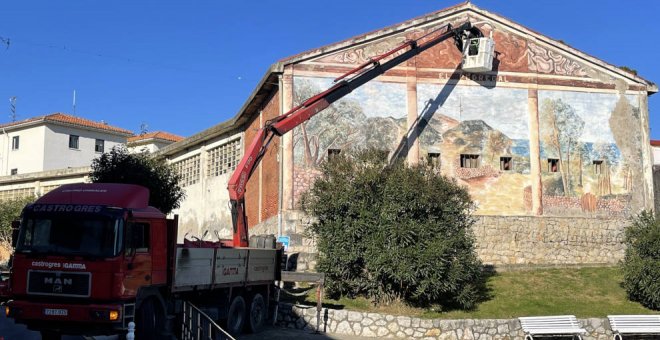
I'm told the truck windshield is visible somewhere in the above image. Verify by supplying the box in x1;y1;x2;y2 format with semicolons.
15;214;123;258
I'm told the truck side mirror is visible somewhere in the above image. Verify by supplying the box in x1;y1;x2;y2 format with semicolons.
10;220;20;248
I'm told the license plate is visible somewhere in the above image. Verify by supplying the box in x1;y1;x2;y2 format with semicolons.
44;308;68;316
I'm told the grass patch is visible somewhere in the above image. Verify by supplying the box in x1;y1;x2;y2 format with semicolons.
282;267;658;319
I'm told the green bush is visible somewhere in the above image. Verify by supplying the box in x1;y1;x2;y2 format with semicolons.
622;211;660;310
302;149;484;310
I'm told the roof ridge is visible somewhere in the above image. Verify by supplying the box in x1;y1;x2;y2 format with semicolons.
0;112;133;135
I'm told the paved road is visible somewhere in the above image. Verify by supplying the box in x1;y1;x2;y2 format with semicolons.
0;313;373;340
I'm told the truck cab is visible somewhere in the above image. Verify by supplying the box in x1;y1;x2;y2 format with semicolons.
4;183;170;338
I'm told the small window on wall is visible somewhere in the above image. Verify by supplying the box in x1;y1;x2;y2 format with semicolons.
460;154;480;168
328;149;341;161
593;160;603;175
69;135;79;149
500;157;512;171
548;158;559;173
427;153;441;170
11;136;19;150
10;168;17;175
95;139;104;153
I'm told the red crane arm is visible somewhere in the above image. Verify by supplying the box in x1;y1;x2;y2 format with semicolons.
228;21;477;247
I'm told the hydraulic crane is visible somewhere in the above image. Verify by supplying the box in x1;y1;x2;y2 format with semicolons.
227;21;492;247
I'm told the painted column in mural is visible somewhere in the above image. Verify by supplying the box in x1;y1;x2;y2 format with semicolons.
406;57;419;165
281;71;294;210
528;88;543;215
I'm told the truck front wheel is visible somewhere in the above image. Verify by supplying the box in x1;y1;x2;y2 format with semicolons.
247;293;267;333
225;295;246;336
136;298;165;340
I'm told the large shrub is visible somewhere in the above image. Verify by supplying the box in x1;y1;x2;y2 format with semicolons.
90;146;185;214
302;149;484;310
622;211;660;310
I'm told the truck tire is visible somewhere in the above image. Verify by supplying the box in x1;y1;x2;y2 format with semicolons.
247;293;267;333
225;295;246;336
136;298;165;340
39;330;61;340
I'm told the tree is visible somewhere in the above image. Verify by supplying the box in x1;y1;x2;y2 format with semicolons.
302;149;484;310
90;146;185;214
0;196;34;244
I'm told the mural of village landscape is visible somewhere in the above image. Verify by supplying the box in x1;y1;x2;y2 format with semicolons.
292;75;641;217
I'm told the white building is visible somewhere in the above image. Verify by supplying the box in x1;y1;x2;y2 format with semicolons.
0;113;133;176
127;131;184;154
652;140;660;165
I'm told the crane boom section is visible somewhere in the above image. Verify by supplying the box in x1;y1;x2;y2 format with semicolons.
228;21;474;247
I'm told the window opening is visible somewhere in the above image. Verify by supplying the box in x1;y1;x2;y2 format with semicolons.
500;157;512;171
69;135;79;149
460;154;480;168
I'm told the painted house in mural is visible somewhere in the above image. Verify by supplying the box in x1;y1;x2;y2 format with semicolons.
159;2;656;262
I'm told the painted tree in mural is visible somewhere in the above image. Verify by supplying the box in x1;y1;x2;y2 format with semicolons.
540;98;585;196
293;78;364;167
487;130;512;163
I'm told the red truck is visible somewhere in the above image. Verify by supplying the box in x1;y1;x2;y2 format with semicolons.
1;20;491;339
3;183;281;339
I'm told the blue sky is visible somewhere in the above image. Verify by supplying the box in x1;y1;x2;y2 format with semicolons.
2;1;659;138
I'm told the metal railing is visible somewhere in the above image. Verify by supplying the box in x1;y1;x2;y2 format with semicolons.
181;301;235;340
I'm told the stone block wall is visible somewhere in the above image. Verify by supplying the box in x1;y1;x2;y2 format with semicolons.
277;303;614;339
264;211;629;270
473;215;627;266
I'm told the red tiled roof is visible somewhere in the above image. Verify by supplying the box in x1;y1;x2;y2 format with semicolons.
651;140;660;147
0;112;133;135
127;131;184;143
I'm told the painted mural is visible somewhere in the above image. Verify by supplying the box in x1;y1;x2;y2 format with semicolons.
536;90;640;217
292;74;642;218
415;84;531;215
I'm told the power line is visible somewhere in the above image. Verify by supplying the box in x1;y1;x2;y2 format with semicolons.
0;34;219;76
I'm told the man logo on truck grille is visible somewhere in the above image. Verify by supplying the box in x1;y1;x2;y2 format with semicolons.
44;277;72;293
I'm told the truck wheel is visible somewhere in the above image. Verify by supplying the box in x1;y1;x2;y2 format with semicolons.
136;298;165;340
247;293;267;333
225;295;246;336
39;330;61;340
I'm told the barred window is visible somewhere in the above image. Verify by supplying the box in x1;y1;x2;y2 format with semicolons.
0;187;34;201
173;154;201;187
207;139;241;177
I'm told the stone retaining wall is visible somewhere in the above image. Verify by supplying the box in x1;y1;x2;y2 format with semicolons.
277;303;614;339
473;215;627;266
272;212;629;270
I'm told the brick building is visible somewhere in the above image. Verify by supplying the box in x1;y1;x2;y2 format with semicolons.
161;2;656;266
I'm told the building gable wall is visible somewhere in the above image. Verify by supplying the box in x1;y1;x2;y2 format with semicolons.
284;10;653;218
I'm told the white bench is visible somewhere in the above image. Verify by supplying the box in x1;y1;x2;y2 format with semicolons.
608;314;660;340
519;315;587;340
